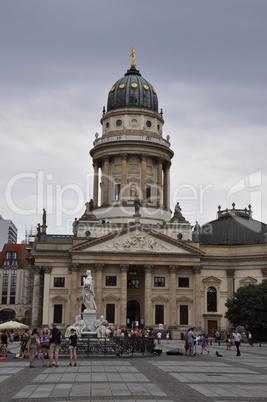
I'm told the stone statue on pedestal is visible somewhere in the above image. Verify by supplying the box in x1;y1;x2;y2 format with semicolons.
94;315;111;338
65;315;86;338
82;270;97;311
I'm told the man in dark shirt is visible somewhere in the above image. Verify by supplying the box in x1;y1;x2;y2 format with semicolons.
49;323;62;367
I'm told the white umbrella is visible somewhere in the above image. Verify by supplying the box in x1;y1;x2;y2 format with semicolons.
0;320;29;330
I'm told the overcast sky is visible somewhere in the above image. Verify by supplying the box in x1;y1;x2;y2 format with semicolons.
1;0;267;242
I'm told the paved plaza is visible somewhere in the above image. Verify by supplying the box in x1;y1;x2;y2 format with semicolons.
0;340;267;401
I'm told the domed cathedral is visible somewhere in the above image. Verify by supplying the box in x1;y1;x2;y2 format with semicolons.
31;50;267;338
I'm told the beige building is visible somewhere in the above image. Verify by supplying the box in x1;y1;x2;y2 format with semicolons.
31;56;267;337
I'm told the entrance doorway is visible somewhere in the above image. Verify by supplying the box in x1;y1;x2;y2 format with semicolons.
127;300;140;328
208;320;217;337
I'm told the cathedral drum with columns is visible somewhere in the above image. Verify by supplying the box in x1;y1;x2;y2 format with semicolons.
31;51;267;337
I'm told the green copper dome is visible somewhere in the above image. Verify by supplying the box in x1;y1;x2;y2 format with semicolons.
107;66;158;112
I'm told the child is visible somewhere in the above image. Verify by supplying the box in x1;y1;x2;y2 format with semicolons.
69;329;77;366
201;334;209;354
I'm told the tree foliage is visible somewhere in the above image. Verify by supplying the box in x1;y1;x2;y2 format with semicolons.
225;280;267;340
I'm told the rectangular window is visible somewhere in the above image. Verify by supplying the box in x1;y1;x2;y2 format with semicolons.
4;261;9;267
11;261;18;267
3;270;9;277
155;305;164;325
154;277;165;287
179;277;189;288
2;287;8;296
53;304;63;323
11;278;16;286
106;304;115;323
129;271;138;275
11;270;17;277
10;287;16;295
81;276;86;286
3;278;8;286
106;276;117;286
146;185;151;202
6;252;12;259
127;279;139;289
115;184;121;201
10;296;15;304
2;297;7;304
180;305;188;325
54;278;65;287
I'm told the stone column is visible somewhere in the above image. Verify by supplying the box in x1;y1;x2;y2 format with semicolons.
157;158;163;207
168;266;178;327
31;266;42;327
141;154;147;203
102;156;110;205
95;263;104;317
120;153;128;202
68;264;79;324
93;160;99;207
120;264;129;326
144;265;153;327
192;266;202;330
226;269;235;299
163;162;171;210
42;266;52;327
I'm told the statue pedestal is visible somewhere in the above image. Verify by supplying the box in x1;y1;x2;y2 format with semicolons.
82;309;97;332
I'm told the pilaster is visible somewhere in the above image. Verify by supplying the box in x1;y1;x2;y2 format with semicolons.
95;263;104;317
144;265;154;327
168;265;178;327
120;264;129;326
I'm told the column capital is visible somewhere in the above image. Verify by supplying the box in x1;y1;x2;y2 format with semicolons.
141;153;147;161
120;264;129;273
33;266;42;274
43;266;52;274
143;264;154;273
95;263;104;272
261;267;267;277
93;160;99;168
68;264;79;274
192;265;201;275
226;269;235;278
103;155;109;162
157;157;164;164
168;265;178;273
120;152;128;159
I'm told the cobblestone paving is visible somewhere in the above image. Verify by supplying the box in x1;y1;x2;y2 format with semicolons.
0;341;266;401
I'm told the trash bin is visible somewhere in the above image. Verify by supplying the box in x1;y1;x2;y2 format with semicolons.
181;332;184;340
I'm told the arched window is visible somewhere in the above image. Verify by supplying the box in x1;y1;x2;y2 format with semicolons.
207;287;217;312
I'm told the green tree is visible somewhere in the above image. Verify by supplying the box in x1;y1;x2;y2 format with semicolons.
225;280;267;341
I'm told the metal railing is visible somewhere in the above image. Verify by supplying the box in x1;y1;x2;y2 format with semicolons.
60;337;155;356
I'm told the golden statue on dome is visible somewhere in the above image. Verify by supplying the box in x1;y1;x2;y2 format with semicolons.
131;47;136;67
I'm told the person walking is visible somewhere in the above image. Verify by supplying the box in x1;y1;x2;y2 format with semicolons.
69;329;77;366
157;331;162;344
49;323;62;367
187;328;196;357
28;328;38;368
41;328;50;366
200;334;209;354
248;331;253;346
166;332;170;344
233;328;242;356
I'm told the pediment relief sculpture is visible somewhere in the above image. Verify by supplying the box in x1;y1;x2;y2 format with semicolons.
106;233;170;252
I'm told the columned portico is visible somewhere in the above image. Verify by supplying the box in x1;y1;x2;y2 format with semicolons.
95;263;104;317
102;156;110;205
226;269;235;299
120;264;129;326
168;265;177;327
163;162;171;209
141;154;147;203
120;153;128;202
157;158;163;207
144;264;153;327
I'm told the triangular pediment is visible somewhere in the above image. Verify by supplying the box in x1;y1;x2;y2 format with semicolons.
70;226;203;255
51;295;68;303
239;276;258;285
202;276;222;284
177;296;193;303
102;294;120;302
152;295;169;303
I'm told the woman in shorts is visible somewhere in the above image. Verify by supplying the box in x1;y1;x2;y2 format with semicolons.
69;329;77;366
41;328;50;366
